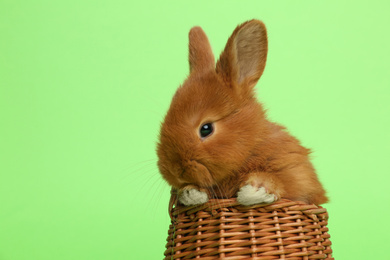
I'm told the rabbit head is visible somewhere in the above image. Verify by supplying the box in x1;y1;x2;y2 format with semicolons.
157;20;269;190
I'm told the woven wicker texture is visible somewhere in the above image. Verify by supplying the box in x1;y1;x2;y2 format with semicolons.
165;196;333;259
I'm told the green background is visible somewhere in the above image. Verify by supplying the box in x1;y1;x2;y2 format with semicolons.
1;0;389;259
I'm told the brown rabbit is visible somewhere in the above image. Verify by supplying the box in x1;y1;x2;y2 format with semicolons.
157;19;328;206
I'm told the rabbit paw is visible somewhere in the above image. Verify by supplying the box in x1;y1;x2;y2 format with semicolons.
237;185;277;206
179;188;208;206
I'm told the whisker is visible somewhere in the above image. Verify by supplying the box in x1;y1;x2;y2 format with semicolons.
129;165;159;185
118;158;157;174
118;160;157;183
211;173;233;214
209;185;223;215
150;181;170;223
212;182;224;212
142;174;165;210
134;170;161;194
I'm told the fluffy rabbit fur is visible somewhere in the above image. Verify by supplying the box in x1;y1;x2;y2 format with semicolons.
157;20;328;206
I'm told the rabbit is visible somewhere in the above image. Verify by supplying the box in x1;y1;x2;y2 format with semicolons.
156;19;328;206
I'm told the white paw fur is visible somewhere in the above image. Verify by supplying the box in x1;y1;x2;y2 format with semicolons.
179;189;209;206
237;185;277;206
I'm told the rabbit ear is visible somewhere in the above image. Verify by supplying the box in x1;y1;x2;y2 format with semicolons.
216;20;268;97
188;26;215;73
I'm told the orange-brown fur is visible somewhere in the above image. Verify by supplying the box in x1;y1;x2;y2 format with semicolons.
157;20;328;205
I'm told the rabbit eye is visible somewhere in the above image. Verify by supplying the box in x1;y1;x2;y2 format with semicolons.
200;123;214;138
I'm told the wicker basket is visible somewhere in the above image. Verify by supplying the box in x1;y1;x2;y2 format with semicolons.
165;194;333;259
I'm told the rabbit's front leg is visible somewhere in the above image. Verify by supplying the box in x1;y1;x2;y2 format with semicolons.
237;172;284;205
178;185;209;206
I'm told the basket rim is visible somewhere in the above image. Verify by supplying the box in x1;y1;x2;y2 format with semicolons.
169;192;328;222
